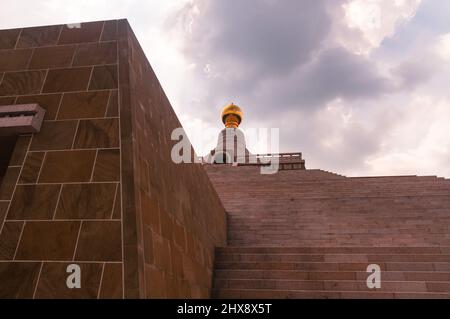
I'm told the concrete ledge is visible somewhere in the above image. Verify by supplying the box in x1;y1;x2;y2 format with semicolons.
0;103;45;136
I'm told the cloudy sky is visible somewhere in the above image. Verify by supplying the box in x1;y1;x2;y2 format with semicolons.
1;0;450;177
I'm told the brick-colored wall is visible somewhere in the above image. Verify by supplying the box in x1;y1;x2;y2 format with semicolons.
0;20;227;298
118;21;227;298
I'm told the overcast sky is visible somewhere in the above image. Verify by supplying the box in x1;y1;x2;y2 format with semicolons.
1;0;450;177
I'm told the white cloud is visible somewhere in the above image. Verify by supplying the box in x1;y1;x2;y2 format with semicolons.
364;95;450;177
341;0;422;53
435;33;450;61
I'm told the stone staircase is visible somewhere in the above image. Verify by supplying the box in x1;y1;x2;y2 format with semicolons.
213;246;450;298
204;165;450;298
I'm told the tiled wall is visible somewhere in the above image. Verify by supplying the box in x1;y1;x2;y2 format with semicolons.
0;20;227;298
0;20;122;299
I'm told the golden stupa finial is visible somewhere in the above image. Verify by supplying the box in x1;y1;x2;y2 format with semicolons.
221;103;243;128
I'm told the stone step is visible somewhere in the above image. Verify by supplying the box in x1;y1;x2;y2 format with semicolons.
216;246;450;254
215;262;450;271
215;253;450;263
212;289;450;299
213;279;450;293
214;269;450;281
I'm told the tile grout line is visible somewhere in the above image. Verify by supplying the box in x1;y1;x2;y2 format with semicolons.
72;221;83;261
5;39;118;51
52;185;63;220
39;69;49;94
56;24;64;44
25;48;35;70
41;116;120;122
35;151;47;183
17;62;118;72
0;260;122;263
116;25;125;298
110;183;119;219
17;181;118;186
98;21;106;43
27;146;119;153
86;65;95;91
13;28;23;49
1;88;113;99
97;262;106;299
6;219;122;222
12;221;26;260
54;93;64;120
104;89;112;117
71;120;80;149
0;133;33;236
90;149;99;182
0;63;117;76
70;44;78;67
32;262;44;299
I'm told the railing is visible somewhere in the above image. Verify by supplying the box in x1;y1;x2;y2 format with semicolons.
199;152;306;169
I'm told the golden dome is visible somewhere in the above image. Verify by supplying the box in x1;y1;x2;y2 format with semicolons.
221;103;243;128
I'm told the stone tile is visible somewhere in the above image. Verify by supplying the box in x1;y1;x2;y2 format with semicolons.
58;21;104;44
16;94;62;120
28;45;76;69
42;67;91;93
99;263;123;298
35;262;103;299
16;25;61;48
7;184;60;220
0;166;20;200
15;221;80;260
73;118;119;149
101;21;118;41
75;221;122;261
18;152;45;183
0;29;21;50
73;42;117;66
38;150;96;183
9;135;31;166
0;49;33;72
0;262;41;298
89;65;118;90
58;90;109;119
0;96;16;106
105;89;118;117
0;221;23;259
92;149;120;182
0;201;9;224
55;183;116;219
29;120;78;151
0;70;47;96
